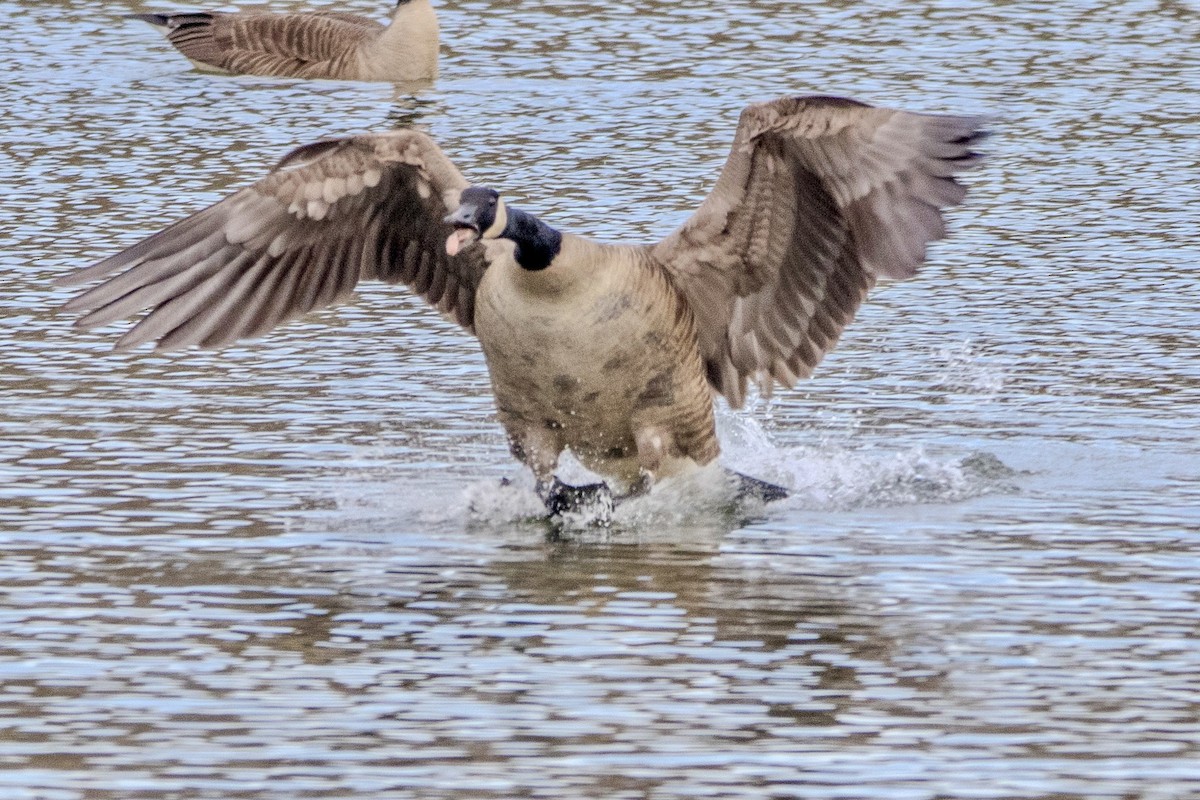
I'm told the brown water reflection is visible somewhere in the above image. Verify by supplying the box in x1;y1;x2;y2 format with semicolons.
1;532;892;796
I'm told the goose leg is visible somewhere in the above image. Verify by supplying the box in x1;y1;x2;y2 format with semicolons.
504;419;614;517
505;419;559;476
630;426;669;494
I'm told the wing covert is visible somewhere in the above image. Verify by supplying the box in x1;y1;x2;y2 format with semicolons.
217;13;375;65
654;95;987;407
58;130;488;350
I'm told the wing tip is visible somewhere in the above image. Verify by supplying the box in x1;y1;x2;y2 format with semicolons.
124;12;169;25
55;251;146;291
114;327;157;352
54;265;106;290
53;273;86;290
933;115;993;163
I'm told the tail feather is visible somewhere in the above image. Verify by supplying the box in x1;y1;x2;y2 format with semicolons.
125;12;213;30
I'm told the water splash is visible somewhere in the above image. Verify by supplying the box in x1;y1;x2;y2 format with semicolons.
460;438;1016;530
462;463;765;532
309;408;1017;533
719;406;1016;512
769;444;1015;511
930;340;1006;396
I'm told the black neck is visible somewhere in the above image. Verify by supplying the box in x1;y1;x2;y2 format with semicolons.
502;206;562;272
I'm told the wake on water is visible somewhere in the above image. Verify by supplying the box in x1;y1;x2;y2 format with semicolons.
310;405;1016;533
460;410;1016;530
312;432;1016;533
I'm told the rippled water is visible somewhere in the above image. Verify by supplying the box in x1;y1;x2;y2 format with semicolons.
3;0;1199;797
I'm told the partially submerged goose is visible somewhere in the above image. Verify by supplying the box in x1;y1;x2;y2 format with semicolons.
59;95;985;515
128;0;439;82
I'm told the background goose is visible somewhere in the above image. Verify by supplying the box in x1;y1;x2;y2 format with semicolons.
128;0;438;82
58;95;985;516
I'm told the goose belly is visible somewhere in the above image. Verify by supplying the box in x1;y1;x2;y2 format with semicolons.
475;264;718;483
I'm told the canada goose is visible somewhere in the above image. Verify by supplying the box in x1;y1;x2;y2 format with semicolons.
128;0;438;82
58;95;985;516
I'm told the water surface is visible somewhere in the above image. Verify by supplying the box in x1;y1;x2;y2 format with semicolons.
2;0;1199;797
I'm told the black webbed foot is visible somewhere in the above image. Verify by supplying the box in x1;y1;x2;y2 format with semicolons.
620;471;653;501
538;478;615;517
728;470;789;503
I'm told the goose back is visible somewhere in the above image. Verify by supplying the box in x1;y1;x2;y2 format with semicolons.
135;1;438;82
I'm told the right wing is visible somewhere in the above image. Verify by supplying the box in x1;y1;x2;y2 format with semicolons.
58;130;488;350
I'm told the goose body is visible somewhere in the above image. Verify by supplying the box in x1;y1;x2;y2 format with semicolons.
58;95;986;514
129;0;438;82
476;236;718;490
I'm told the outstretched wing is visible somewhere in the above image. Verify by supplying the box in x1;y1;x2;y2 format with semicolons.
653;95;986;407
59;130;488;350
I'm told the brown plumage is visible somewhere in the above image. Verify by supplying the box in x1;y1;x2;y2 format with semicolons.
58;95;986;513
128;0;438;82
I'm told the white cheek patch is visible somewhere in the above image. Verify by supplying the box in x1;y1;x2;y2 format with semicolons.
483;199;508;239
445;228;477;256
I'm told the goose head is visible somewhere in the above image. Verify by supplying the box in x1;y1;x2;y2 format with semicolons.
444;186;507;256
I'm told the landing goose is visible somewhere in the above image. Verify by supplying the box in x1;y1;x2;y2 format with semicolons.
59;95;986;515
128;0;438;82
